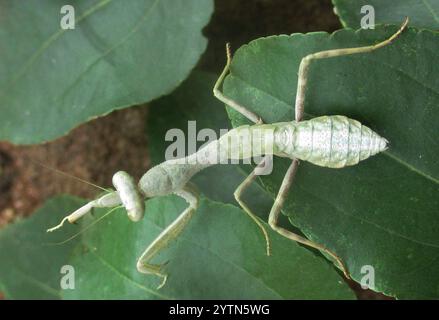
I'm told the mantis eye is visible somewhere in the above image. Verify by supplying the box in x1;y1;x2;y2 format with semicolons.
112;171;145;222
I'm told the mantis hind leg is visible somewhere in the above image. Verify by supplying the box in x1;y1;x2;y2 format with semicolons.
213;43;263;124
294;17;408;122
234;162;271;256
136;185;199;289
268;159;350;278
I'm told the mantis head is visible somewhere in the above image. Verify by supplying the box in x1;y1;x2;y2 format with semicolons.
112;171;145;222
47;171;145;233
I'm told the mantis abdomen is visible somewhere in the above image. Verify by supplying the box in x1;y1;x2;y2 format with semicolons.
282;115;388;168
212;115;387;169
139;115;387;197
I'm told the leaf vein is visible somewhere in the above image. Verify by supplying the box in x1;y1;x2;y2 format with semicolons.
52;0;161;106
86;246;173;300
292;185;439;249
422;0;439;25
0;0;113;97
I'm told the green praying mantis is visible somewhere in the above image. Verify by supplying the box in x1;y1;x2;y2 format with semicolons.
48;18;409;289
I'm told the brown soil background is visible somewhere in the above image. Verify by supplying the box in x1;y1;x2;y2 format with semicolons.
0;0;390;299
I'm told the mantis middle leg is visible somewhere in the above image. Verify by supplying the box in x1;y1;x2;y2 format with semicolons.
214;43;275;253
136;185;199;289
268;159;350;278
213;43;263;124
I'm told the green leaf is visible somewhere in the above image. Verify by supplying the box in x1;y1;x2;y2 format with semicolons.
333;0;439;30
224;25;439;298
1;196;353;300
0;196;84;299
63;195;354;299
0;0;213;144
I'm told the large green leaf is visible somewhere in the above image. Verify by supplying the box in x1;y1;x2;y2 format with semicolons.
0;196;355;299
63;195;354;299
0;196;84;299
333;0;439;30
224;25;439;298
0;0;213;144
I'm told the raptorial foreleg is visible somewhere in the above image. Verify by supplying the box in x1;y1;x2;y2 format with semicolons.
136;185;199;289
47;191;122;232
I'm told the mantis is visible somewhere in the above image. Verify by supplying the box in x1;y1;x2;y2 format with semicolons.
48;18;409;289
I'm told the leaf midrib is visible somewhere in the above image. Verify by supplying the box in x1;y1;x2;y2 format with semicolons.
0;0;113;97
13;268;60;298
290;181;439;249
422;0;439;25
53;0;161;107
84;245;173;300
